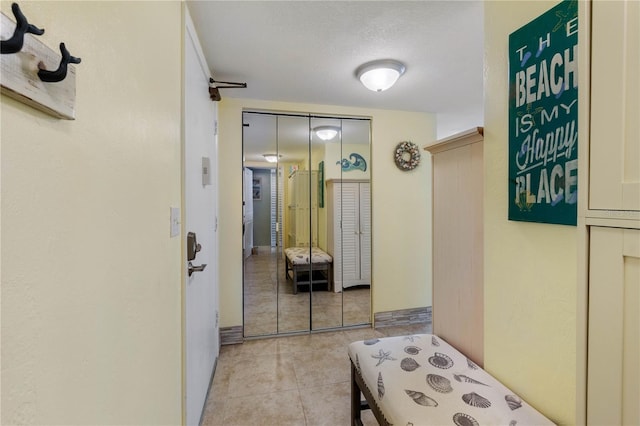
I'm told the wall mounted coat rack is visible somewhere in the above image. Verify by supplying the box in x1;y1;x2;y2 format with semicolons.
1;3;81;119
208;78;246;101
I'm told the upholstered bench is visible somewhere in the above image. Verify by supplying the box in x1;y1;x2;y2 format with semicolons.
348;334;555;426
284;247;333;294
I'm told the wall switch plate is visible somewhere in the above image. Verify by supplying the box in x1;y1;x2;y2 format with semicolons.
170;207;180;237
202;157;211;186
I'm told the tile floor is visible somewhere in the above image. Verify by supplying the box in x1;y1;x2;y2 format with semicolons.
243;246;372;337
202;322;432;426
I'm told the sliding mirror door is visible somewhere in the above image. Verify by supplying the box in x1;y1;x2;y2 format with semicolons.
243;111;371;338
242;112;281;337
310;117;343;330
277;114;312;334
338;118;371;327
314;117;371;329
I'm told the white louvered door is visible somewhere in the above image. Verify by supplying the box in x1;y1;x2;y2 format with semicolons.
359;182;371;283
340;183;360;285
327;180;371;291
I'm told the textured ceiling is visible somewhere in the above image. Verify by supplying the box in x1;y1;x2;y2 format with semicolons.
187;1;484;139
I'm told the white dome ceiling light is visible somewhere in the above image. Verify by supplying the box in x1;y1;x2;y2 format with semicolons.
355;59;406;92
313;125;340;141
263;154;280;163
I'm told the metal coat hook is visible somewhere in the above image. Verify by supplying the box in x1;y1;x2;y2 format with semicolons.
1;2;45;54
37;42;81;83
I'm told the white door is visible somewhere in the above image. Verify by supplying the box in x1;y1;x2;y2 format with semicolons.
359;182;371;282
340;182;361;286
184;10;219;426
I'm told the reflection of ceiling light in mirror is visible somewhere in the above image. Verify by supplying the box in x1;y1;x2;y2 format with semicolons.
313;125;340;141
355;59;406;92
263;154;280;163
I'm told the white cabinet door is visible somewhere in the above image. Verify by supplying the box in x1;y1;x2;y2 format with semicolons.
589;1;640;211
339;182;361;286
588;227;640;425
359;182;372;282
327;181;371;291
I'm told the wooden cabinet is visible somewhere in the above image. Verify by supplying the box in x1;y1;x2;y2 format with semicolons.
588;0;640;213
287;170;318;248
587;227;639;425
327;180;371;291
425;128;484;367
583;2;640;424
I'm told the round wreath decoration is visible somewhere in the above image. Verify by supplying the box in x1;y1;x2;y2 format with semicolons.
394;141;421;171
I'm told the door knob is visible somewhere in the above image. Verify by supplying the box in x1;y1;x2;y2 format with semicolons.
187;232;202;261
188;261;207;276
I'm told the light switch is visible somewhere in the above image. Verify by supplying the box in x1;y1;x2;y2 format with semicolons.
170;207;180;237
202;157;211;186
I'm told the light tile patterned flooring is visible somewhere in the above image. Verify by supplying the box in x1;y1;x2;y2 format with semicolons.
202;322;432;426
244;246;371;337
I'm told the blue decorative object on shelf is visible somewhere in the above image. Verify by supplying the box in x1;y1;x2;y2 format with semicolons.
337;153;367;172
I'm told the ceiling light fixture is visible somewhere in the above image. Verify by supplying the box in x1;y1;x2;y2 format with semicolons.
313;125;340;141
263;154;280;163
355;59;406;92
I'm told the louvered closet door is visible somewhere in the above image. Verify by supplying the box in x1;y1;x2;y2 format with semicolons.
359;183;371;282
340;183;361;286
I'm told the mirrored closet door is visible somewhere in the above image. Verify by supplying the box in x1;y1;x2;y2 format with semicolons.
242;111;371;337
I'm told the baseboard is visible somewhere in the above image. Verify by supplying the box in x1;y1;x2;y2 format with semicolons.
220;325;243;345
374;306;432;328
220;309;431;342
197;356;218;426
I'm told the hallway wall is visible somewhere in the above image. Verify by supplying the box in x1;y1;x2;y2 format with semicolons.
484;2;577;424
1;2;183;424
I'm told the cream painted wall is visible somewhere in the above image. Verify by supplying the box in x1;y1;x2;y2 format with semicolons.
1;2;182;424
324;143;371;181
218;98;435;327
484;2;576;424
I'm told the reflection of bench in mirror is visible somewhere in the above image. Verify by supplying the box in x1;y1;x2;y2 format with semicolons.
284;247;333;294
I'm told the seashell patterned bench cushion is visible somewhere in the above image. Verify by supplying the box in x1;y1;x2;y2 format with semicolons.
284;247;333;265
348;334;555;426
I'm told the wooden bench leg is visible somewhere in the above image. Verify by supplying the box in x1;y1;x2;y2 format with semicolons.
351;362;363;426
351;359;391;426
293;266;298;294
